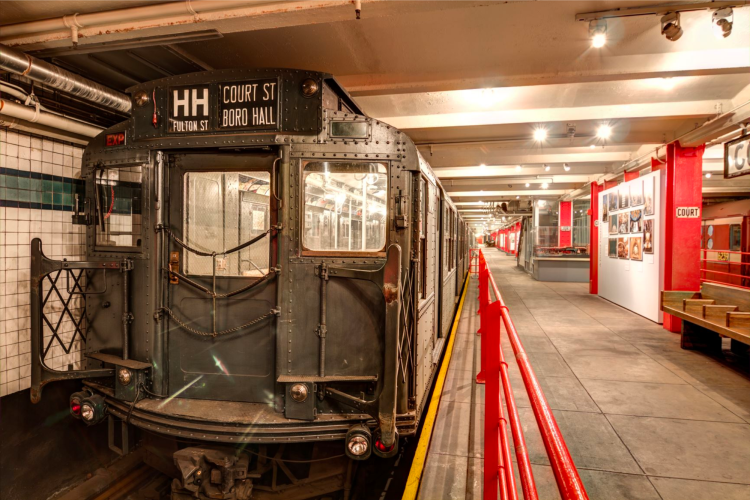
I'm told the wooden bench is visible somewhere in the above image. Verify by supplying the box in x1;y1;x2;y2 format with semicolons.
661;282;750;355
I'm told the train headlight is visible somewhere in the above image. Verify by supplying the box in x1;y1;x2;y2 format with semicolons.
345;424;372;460
79;394;107;425
81;403;95;421
133;90;150;107
118;368;132;386
348;436;368;456
301;79;319;97
290;383;308;402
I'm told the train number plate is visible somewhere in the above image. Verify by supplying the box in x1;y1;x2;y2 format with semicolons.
169;84;211;133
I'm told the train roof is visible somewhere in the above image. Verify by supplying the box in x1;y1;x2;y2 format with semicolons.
703;198;750;220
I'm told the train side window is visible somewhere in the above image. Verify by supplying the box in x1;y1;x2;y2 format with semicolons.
302;162;387;253
95;165;143;250
731;224;742;251
183;171;271;277
419;177;427;298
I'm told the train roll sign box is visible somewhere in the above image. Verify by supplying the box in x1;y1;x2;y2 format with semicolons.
168;78;279;134
724;134;750;178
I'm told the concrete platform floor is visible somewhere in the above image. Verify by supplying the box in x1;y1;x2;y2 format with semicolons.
419;250;750;500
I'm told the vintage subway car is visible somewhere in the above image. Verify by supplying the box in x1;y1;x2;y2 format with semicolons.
30;69;471;499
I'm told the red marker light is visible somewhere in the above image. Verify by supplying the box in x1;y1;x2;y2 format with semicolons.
375;439;393;453
71;400;82;416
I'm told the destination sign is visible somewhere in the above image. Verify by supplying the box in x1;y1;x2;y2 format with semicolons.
166;79;279;134
218;79;278;130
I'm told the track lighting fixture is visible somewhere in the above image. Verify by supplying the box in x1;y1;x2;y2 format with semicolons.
544;164;551;172
589;19;607;48
661;12;683;41
563;164;571;172
712;8;733;38
533;128;548;141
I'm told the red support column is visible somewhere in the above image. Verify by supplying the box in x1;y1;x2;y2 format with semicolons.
559;201;572;247
604;180;618;190
663;142;705;332
589;182;601;294
651;157;665;172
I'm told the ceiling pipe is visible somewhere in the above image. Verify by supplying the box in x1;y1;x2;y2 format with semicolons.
0;98;103;138
0;1;266;39
0;44;131;114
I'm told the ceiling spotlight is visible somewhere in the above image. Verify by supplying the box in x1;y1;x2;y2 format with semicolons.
533;128;548;141
544;164;551;172
590;144;596;149
589;19;607;48
525;183;530;187
596;125;612;140
705;172;712;179
541;182;549;189
563;164;571;172
516;165;523;171
713;8;733;39
516;195;520;199
479;163;486;170
661;12;683;42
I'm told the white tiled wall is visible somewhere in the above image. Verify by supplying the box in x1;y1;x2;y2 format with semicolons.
0;128;86;397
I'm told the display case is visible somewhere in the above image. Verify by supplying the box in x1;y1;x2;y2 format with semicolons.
529;201;589;282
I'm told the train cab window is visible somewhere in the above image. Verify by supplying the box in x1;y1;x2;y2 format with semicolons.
95;165;143;249
731;224;742;251
183;171;271;277
302;162;387;253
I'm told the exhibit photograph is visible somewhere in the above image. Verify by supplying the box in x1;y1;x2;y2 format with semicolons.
643;219;654;254
617;237;629;259
630;236;643;261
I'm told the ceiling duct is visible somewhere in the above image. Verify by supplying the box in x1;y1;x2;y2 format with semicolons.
0;43;131;114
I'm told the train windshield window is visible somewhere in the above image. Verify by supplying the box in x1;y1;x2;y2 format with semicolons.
95;165;143;249
183;171;271;277
303;162;387;253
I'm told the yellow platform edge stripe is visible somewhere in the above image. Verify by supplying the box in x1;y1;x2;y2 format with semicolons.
402;272;471;500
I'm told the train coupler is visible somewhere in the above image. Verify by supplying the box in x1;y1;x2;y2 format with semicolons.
172;447;253;500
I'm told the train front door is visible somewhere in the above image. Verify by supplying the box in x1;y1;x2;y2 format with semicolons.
165;152;279;403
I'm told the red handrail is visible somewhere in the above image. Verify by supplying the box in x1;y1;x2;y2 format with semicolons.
699;248;750;290
475;248;589;500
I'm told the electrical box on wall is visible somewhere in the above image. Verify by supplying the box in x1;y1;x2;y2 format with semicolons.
597;171;664;323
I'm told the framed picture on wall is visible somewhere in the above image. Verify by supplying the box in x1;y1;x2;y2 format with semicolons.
630;209;643;233
620;186;630;209
618;213;629;233
602;194;608;222
630;180;644;206
608;238;617;257
644;177;654;215
643;219;654;254
630;236;643;261
609;192;618;211
609;214;618;234
617;237;629;259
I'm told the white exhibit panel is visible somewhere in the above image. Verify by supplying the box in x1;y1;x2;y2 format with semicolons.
598;171;665;323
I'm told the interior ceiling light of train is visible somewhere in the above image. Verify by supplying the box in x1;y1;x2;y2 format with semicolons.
0;0;749;234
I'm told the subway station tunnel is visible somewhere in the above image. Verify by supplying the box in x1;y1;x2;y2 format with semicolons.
0;1;749;499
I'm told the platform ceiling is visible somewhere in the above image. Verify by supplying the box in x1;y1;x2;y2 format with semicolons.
2;0;749;229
